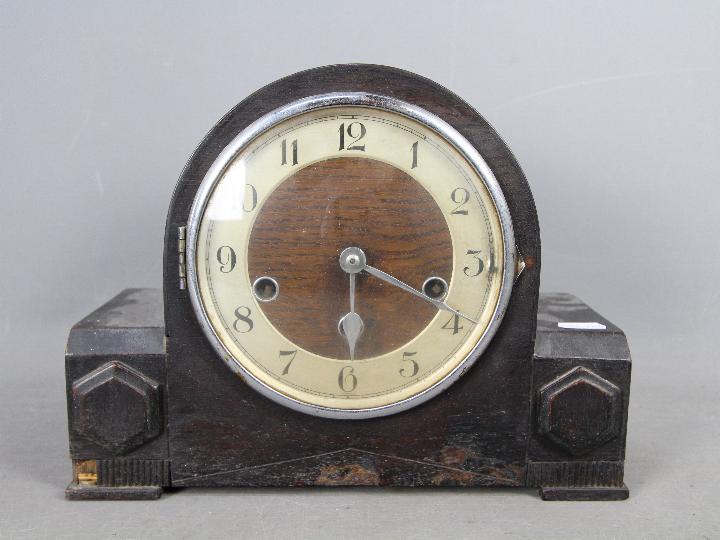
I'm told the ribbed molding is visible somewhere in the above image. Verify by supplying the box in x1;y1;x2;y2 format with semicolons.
96;459;170;487
526;461;624;487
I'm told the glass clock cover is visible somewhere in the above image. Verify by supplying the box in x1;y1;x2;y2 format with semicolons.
186;93;515;419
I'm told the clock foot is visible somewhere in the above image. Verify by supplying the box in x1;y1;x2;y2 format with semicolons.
65;483;163;501
64;457;171;500
538;483;629;501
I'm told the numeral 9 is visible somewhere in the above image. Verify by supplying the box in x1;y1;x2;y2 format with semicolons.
216;246;237;273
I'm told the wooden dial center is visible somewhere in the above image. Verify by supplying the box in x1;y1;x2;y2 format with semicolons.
247;156;453;360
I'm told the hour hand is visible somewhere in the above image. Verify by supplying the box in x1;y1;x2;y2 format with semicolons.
337;267;364;360
338;310;363;360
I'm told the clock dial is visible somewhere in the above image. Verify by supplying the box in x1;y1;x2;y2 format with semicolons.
189;96;514;417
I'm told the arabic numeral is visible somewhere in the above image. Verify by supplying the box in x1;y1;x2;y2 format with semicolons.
442;313;463;335
463;249;484;277
279;350;297;375
450;188;469;215
233;306;253;333
338;365;358;392
399;351;419;378
338;122;366;151
281;138;298;166
216;245;237;273
411;141;418;168
243;184;257;212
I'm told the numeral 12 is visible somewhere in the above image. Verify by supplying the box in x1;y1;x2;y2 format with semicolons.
338;122;366;151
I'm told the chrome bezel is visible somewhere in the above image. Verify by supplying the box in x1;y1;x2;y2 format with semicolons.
185;92;516;419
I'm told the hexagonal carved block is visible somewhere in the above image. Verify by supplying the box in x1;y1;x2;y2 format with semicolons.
537;367;622;456
71;362;162;454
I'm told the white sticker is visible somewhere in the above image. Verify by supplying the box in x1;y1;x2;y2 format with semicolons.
558;322;607;330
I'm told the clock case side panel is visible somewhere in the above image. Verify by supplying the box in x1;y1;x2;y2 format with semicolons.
163;64;541;487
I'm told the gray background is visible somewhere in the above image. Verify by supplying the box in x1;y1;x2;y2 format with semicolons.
1;1;718;538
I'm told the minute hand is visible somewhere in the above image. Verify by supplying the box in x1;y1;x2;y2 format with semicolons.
362;264;478;324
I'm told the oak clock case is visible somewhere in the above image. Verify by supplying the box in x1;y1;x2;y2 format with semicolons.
64;65;632;502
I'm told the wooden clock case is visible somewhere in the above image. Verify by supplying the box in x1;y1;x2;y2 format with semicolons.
64;65;631;501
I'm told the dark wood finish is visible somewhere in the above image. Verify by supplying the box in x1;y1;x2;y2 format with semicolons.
163;64;542;488
63;65;632;501
529;293;632;500
71;361;162;454
529;293;631;464
66;287;164;356
248;156;452;359
95;459;171;487
539;485;629;502
65;484;163;501
537;366;622;456
65;289;168;461
526;460;625;488
64;290;171;500
63;289;631;499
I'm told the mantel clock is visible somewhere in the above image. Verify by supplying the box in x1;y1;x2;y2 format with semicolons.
64;65;632;501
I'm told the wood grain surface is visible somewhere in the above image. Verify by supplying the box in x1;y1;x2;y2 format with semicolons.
248;156;452;360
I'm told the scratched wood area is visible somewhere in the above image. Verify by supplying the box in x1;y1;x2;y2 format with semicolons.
248;157;452;360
